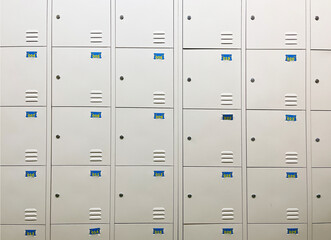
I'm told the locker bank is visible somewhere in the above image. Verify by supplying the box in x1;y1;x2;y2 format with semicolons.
0;0;330;240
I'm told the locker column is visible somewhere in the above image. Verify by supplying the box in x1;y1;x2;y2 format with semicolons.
246;0;307;239
182;1;243;239
115;0;174;239
311;1;331;239
51;0;111;239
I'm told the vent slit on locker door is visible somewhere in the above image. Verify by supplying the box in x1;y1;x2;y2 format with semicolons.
25;149;38;162
153;92;166;104
287;208;299;220
89;208;102;220
90;90;103;103
221;208;234;220
25;209;37;221
221;151;234;163
25;90;39;102
285;94;298;106
90;149;103;162
153;31;166;44
221;32;234;45
221;93;233;105
153;207;165;220
153;150;166;162
285;32;298;45
90;31;103;43
285;152;298;164
26;30;39;43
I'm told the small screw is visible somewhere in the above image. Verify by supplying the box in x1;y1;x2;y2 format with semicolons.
55;193;60;198
315;79;320;84
120;15;124;20
56;75;61;80
119;193;124;198
56;135;60;139
251;78;255;83
315;16;320;21
187;136;192;141
316;138;320;142
251;137;256;142
120;76;124;81
252;194;256;199
187;77;192;82
251;15;255;20
56;15;60;19
188;194;192;198
187;16;192;20
120;135;124;140
317;194;321;199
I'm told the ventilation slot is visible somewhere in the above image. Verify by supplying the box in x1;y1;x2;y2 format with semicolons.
90;149;103;162
26;30;39;43
287;208;299;220
25;90;38;102
90;31;103;43
285;94;298;106
153;92;166;104
89;208;102;220
25;149;38;162
221;151;234;163
153;150;166;162
25;209;37;221
222;208;234;220
221;93;233;105
285;32;298;45
90;90;103;103
153;207;165;220
153;31;166;44
221;32;234;45
285;152;298;164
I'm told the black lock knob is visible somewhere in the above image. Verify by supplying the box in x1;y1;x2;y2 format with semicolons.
187;136;192;141
187;77;192;82
187;15;192;20
251;137;256;142
315;16;320;21
55;193;60;198
120;76;124;81
315;79;320;84
56;15;60;19
119;193;124;198
317;194;321;199
56;75;61;80
316;138;320;142
56;135;60;139
120;15;124;20
251;15;255;20
252;194;256;199
251;78;255;83
188;194;192;198
120;135;124;140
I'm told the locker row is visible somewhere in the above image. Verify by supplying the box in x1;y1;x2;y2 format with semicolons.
2;166;331;225
2;107;331;167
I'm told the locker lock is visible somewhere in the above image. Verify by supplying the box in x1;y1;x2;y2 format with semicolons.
55;193;60;198
56;15;60;19
56;75;61;80
251;194;256;199
315;138;320;143
315;79;320;84
119;193;124;198
187;77;192;82
251;137;256;142
315;16;320;21
187;136;192;141
120;15;124;20
120;76;124;81
56;135;60;139
250;15;255;20
120;135;124;140
250;78;255;83
316;194;321;199
187;15;192;20
187;194;192;198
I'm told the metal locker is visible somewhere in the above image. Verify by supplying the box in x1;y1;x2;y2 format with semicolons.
183;110;241;167
247;110;306;167
311;111;331;167
51;224;110;240
51;166;110;224
0;0;46;46
116;49;173;108
311;0;331;49
52;0;110;46
311;51;331;110
184;167;242;224
0;166;46;224
183;0;241;48
0;47;46;106
52;107;110;166
184;224;243;240
52;48;111;106
0;225;46;240
313;224;331;240
115;224;173;240
247;0;305;49
312;168;331;223
1;107;46;165
183;50;241;109
248;168;307;224
115;166;173;223
116;108;173;166
116;0;173;47
247;50;305;110
248;224;307;240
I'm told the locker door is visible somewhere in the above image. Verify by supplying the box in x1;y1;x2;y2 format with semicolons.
51;224;110;240
116;109;173;166
311;0;331;49
311;111;331;167
247;50;305;110
116;49;173;108
247;0;305;49
312;168;331;223
52;108;110;166
184;168;242;224
52;0;110;46
313;224;331;240
248;224;307;240
52;48;111;106
0;47;46;106
115;224;173;240
183;110;241;167
183;0;241;48
311;51;331;110
51;166;110;224
184;224;243;240
1;166;46;224
248;168;307;223
1;107;46;165
0;0;46;46
247;111;306;167
183;50;241;109
0;225;45;240
116;0;173;47
115;166;173;223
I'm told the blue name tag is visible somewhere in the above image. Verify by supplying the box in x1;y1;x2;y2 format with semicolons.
154;113;165;119
91;112;102;118
90;171;101;177
154;53;165;60
26;51;37;58
286;55;297;62
26;111;37;118
286;115;296;121
25;230;36;236
221;54;232;61
287;172;298;178
154;171;165;177
222;172;233;178
26;171;37;178
222;228;234;234
153;228;164;234
287;228;299;234
222;114;233;120
91;52;102;59
90;228;101;235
